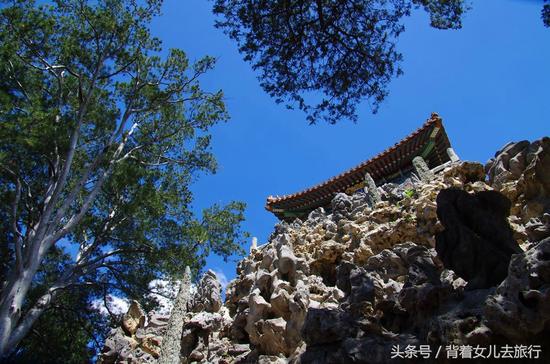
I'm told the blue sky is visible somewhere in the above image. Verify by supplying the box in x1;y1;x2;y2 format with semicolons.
150;0;549;284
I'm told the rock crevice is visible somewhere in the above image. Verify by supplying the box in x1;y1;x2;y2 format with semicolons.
99;137;550;363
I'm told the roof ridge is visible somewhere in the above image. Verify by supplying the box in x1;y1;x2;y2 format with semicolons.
266;113;442;208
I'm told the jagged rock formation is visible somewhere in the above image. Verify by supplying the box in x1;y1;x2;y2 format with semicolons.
98;270;238;364
435;188;522;289
99;137;550;363
486;137;550;240
99;300;160;363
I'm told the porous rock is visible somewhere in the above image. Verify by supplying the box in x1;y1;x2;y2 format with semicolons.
98;138;550;364
435;188;522;288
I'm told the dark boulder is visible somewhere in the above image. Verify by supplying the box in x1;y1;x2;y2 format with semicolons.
348;267;376;304
331;193;353;222
485;237;550;342
435;188;521;289
301;308;356;346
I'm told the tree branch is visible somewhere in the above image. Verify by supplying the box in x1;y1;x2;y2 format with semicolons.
11;178;24;273
76;248;148;272
28;50;106;262
46;118;139;249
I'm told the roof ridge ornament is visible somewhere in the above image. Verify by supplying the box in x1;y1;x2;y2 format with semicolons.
266;113;454;221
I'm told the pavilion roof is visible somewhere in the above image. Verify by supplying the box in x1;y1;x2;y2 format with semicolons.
265;113;452;221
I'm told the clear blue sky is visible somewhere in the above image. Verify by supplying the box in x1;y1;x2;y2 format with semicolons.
150;0;549;283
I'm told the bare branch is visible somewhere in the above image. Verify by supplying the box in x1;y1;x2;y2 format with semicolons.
5;278;82;350
7;60;31;102
102;285;119;322
11;178;24;273
46;118;140;248
98;57;137;80
76;248;148;271
29;49;108;261
50;154;104;230
115;144;145;163
75;207;123;265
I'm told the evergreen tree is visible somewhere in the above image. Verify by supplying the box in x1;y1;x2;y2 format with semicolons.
0;0;247;358
213;0;548;124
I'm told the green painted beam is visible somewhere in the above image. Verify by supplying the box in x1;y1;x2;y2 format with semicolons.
420;140;435;159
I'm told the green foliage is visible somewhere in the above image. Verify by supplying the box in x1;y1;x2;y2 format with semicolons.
213;0;470;124
543;1;550;27
403;188;415;198
5;284;107;364
413;0;469;29
213;0;550;123
0;0;247;359
1;245;109;363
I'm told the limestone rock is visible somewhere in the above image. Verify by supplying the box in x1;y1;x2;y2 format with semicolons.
443;161;485;184
306;207;327;226
270;289;291;320
331;193;352;222
486;140;531;188
485;237;550;341
190;269;222;313
277;244;297;277
487;137;550;222
256;317;288;355
365;248;408;281
122;301;145;336
98;137;550;364
246;290;272;345
525;213;550;242
99;328;138;364
435;188;522;288
413;156;435;182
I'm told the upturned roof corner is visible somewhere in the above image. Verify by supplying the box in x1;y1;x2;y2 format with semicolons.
266;113;454;221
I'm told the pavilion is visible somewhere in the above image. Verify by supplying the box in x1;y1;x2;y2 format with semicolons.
265;113;458;221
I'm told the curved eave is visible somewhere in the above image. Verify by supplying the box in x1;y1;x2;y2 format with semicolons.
265;113;453;220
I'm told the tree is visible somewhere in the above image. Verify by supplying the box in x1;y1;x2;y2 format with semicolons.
0;0;247;358
212;0;469;124
213;0;547;124
3;279;108;363
544;0;550;27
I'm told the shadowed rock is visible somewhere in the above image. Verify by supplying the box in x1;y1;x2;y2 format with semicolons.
435;188;521;289
190;269;223;313
301;308;355;345
485;237;550;341
331;193;353;222
97;144;550;363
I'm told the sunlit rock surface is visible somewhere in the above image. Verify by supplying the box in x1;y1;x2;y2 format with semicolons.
99;137;550;363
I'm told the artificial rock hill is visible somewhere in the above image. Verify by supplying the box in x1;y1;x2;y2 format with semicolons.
98;118;550;363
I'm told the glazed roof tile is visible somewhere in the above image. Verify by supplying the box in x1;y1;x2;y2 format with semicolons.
266;113;452;220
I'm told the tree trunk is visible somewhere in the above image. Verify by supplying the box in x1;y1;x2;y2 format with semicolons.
0;266;36;357
0;250;85;358
157;266;192;364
